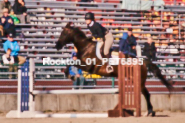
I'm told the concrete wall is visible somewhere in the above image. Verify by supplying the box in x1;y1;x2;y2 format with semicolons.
0;94;185;112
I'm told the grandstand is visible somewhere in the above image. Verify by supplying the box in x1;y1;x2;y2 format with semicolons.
0;0;185;94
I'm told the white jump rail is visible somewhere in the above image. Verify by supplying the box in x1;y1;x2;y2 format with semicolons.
32;88;118;95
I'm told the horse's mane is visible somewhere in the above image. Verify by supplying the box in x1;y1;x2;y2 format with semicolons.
73;27;95;43
73;27;87;38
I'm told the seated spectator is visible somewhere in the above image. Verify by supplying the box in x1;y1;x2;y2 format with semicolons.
69;52;85;89
1;8;16;36
143;37;156;61
2;48;18;79
119;33;129;55
0;0;11;17
10;11;20;24
13;0;29;24
127;28;137;56
119;32;136;57
3;33;26;65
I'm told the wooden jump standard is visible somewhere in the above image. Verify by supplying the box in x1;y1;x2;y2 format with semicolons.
108;52;141;117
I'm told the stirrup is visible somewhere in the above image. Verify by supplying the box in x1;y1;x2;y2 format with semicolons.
106;65;114;73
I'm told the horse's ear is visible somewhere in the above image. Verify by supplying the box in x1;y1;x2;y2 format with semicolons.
65;22;72;28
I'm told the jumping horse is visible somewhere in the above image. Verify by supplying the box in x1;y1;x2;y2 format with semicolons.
55;22;173;116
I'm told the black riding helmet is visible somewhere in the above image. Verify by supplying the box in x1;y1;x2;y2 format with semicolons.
85;12;95;20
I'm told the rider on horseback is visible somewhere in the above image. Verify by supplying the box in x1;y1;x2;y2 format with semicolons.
85;12;114;73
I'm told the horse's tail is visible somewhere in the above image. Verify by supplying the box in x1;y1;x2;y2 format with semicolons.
146;60;174;91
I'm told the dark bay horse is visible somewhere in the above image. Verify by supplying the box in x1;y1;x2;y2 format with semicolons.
55;22;173;116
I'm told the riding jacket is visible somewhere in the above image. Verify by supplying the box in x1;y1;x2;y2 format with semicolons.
87;21;108;39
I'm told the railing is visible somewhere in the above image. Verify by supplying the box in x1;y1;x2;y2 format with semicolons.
0;0;183;5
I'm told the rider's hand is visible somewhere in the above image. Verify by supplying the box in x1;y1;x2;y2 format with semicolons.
92;37;97;41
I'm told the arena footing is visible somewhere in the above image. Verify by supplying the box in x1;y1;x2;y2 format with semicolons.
6;111;108;118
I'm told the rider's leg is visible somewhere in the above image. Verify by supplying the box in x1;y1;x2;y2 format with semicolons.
104;31;114;73
104;31;114;56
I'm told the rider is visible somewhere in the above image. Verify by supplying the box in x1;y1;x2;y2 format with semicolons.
85;12;114;73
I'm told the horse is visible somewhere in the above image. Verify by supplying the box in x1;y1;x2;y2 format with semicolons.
55;22;173;116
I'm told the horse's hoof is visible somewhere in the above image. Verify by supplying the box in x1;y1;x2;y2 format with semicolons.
151;111;156;117
143;112;148;117
143;111;156;117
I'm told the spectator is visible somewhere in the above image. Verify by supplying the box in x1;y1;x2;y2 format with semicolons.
2;48;18;79
1;8;16;36
119;32;136;57
127;28;137;56
69;52;85;89
0;0;11;17
13;0;29;24
3;33;26;65
10;11;20;24
143;37;156;61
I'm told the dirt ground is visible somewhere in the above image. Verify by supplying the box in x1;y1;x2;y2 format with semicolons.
0;111;185;123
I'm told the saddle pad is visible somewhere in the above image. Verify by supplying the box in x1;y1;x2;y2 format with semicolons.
111;51;119;58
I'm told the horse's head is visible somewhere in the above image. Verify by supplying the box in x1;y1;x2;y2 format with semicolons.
55;22;74;50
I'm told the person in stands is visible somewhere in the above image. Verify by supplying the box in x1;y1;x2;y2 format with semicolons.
1;8;16;36
3;33;26;65
0;0;11;16
127;28;137;57
2;48;18;79
13;0;29;23
69;52;85;89
143;37;156;61
143;37;157;74
119;32;136;57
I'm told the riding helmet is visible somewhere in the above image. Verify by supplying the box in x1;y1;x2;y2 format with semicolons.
85;12;95;20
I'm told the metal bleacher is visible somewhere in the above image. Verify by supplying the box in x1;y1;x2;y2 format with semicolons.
0;0;185;94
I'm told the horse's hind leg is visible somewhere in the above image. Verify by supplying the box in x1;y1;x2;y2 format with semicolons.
141;86;155;116
141;64;155;116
